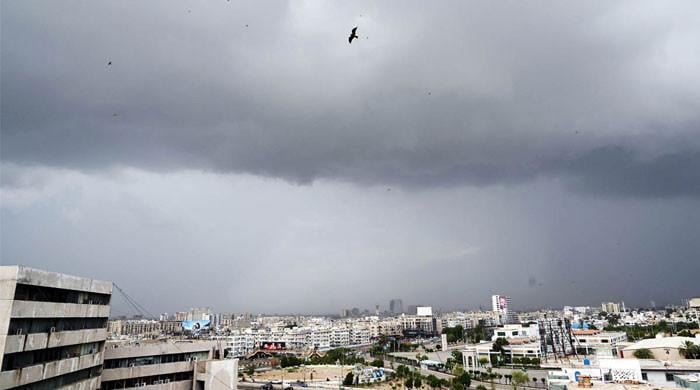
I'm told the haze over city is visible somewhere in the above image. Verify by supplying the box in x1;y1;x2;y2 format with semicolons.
2;1;700;315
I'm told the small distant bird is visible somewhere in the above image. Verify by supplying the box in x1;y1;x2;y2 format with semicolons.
107;61;112;66
348;27;358;44
245;24;248;27
428;92;431;95
112;113;119;117
386;188;391;191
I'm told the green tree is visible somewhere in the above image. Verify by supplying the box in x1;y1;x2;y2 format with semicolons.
458;372;471;388
489;354;499;367
476;386;487;390
633;348;654;359
511;371;529;390
415;377;423;388
452;350;464;362
426;374;441;390
396;365;409;378
478;357;489;367
405;377;415;389
679;341;700;359
491;338;509;365
343;372;354;386
466;325;486;343
371;359;385;368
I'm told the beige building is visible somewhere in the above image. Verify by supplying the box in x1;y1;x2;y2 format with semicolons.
0;266;112;390
601;302;621;314
689;298;700;310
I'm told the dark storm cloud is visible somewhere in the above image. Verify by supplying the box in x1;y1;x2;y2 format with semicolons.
562;147;700;198
2;0;700;196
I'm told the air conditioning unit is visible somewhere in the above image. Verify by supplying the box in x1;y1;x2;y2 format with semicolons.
16;329;23;335
129;363;136;368
164;379;170;383
50;327;56;333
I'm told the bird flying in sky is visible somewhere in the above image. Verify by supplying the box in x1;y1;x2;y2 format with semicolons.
348;27;358;44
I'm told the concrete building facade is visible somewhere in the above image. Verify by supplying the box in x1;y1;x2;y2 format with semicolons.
101;340;231;390
0;266;112;390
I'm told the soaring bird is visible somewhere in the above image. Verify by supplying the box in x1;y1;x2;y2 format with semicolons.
107;61;112;66
348;27;358;44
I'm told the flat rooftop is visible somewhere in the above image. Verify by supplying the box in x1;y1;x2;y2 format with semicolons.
0;265;112;295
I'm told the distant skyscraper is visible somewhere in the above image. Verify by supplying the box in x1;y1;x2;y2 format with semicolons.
601;302;621;313
492;294;514;324
390;299;404;314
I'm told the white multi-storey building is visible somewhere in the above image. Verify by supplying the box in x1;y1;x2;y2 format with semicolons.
331;327;350;347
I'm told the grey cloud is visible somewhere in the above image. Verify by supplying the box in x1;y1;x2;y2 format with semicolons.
2;0;700;197
561;147;700;198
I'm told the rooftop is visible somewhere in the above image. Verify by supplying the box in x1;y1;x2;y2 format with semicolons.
0;265;112;295
622;336;699;351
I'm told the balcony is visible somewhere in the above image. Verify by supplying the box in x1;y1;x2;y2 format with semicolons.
0;351;103;390
101;361;194;382
11;301;111;318
3;329;107;354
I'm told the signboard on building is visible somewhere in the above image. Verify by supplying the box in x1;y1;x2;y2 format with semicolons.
182;319;211;331
260;341;286;350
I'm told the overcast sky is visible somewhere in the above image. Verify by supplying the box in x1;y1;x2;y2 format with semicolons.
2;1;699;316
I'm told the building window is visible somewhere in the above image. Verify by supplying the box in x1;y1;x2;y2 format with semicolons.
641;373;647;381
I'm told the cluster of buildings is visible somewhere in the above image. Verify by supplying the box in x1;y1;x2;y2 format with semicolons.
3;264;699;390
224;308;439;358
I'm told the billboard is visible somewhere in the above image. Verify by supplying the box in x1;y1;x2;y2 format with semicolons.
182;319;211;332
259;341;286;350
